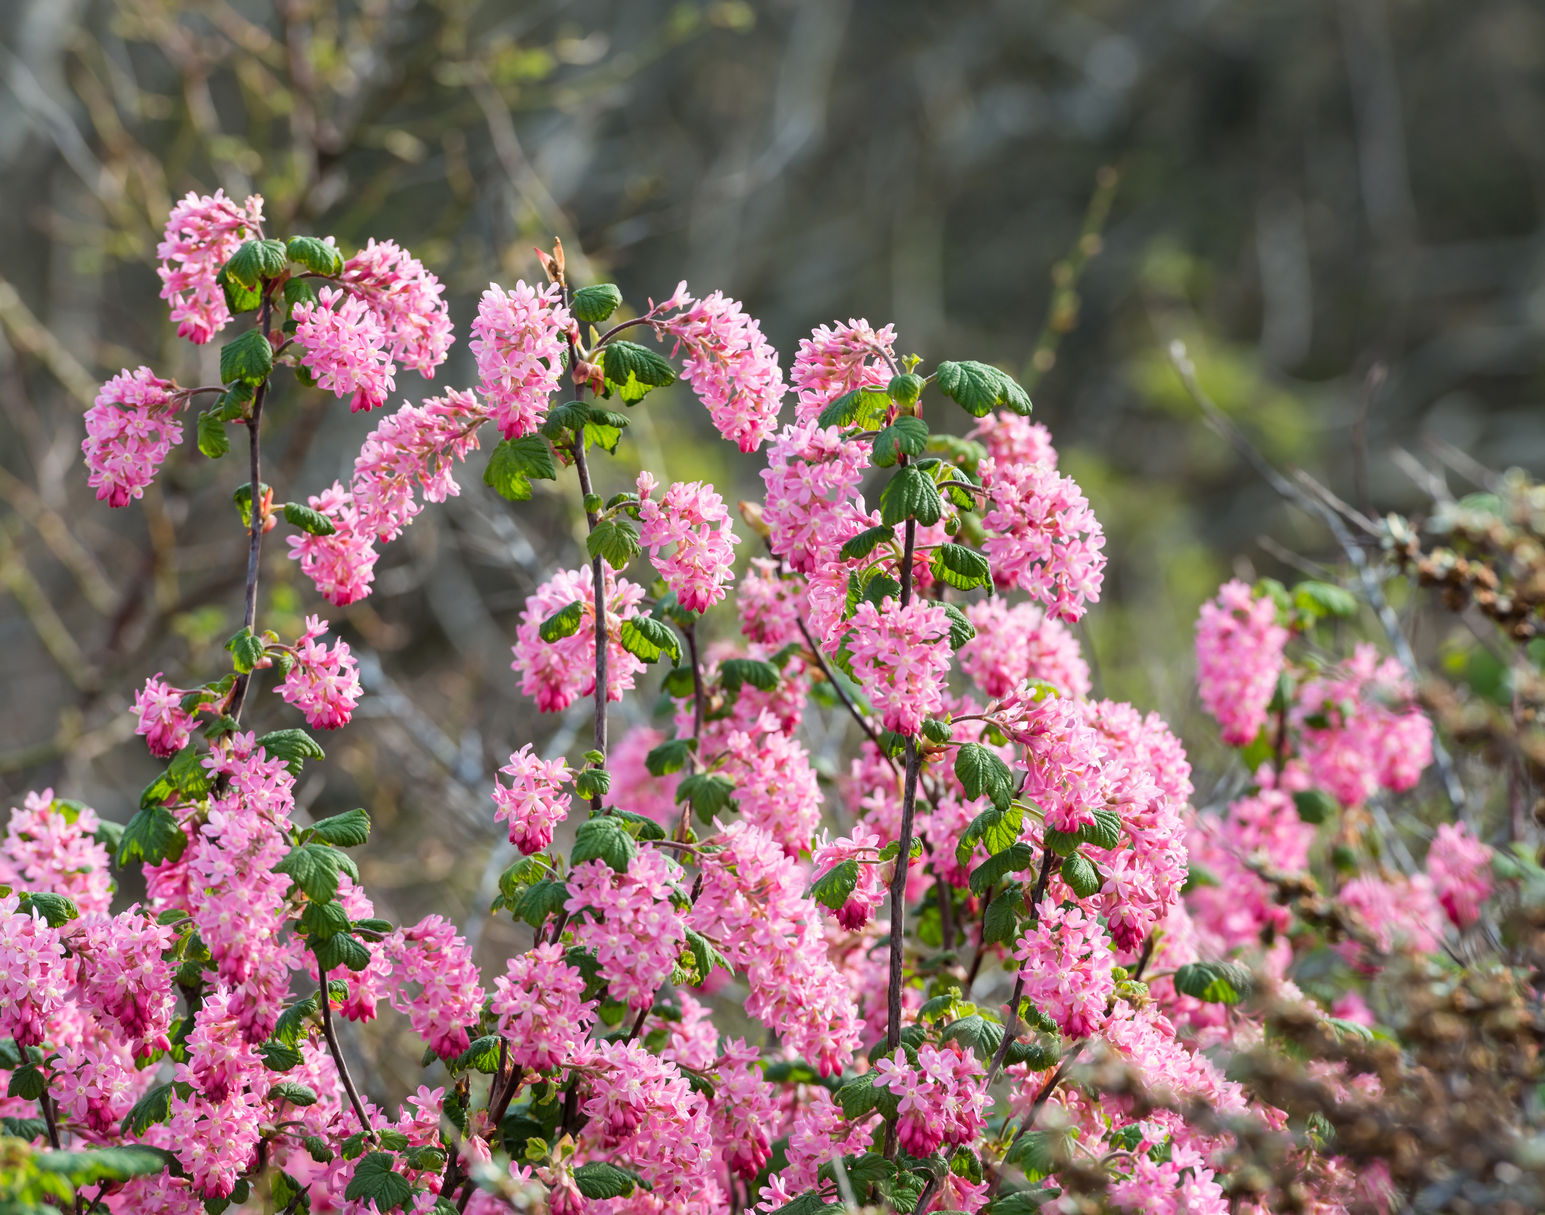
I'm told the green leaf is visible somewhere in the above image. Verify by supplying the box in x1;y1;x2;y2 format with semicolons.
619;615;682;664
683;928;731;981
834;1072;884;1119
969;842;1036;895
540;601;585;643
645;738;693;777
935;360;1032;418
889;373;924;404
275;843;356;904
344;1152;413;1210
871;417;929;467
1293;789;1338;824
303;1135;333;1164
1060;853;1101;899
220;328;274;386
610;808;665;842
452;1035;504;1075
1173;961;1253;1005
879;465;944;527
571;816;637;874
120;1083;174;1136
676;772;736;821
810;859;860;911
1004;1128;1072;1181
574;768;610;800
600;340;676;403
982;884;1023;944
718;658;780;694
225;627;266;674
217;264;261;316
573;1160;651;1199
197;409;229;459
957;801;1023;866
17;891;78;928
839;524;895;561
930;543;992;591
299;899;350;941
314;932;371;973
816;386;891;430
256;727;325;775
484;435;558;502
572;283;623;324
588;519;642;569
167;745;212;799
1;1115;45;1141
118;806;186;867
286;235;344;276
942;602;976;649
283;502;337;536
269;1081;320;1107
8;1064;45;1100
955;743;1016;809
511;879;570;928
1082;808;1122;852
311;808;371;848
225;238;289;288
1293;580;1358;620
33;1145;178;1185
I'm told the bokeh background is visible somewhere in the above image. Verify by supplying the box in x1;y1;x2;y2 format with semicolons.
1;0;1541;1089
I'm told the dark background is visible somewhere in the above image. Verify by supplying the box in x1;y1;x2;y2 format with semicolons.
0;0;1540;1086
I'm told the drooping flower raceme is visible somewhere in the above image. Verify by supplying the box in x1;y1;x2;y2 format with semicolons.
790;318;897;424
133;672;197;757
510;563;647;711
980;452;1106;620
871;1042;988;1157
635;472;741;613
291;284;396;413
651;282;786;452
470;280;572;439
1195;579;1289;746
491;943;597;1071
844;598;952;736
156;189;265;344
385;915;486;1060
275;615;362;730
340;238;455;377
1015;901;1116;1038
82;367;185;507
492;744;572;854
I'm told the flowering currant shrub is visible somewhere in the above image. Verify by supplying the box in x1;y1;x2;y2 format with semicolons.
0;190;1532;1215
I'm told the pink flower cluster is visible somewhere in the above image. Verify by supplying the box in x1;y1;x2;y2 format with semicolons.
636;472;741;612
845;598;952;736
470;280;572;439
759;421;871;574
156;189;264;344
492;744;572;854
510;563;646;711
82;367;185;507
790;318;897;424
1427;821;1492;928
292;284;396;412
872;1042;988;1157
275;614;362;729
651;282;786;452
67;907;177;1056
1014;901;1116;1037
340;238;455;376
133;672;197;757
811;825;888;929
1195;579;1289;746
963;597;1092;699
565;849;687;1010
385;914;486;1059
491;943;597;1071
998;690;1112;834
285;480;379;605
0;889;71;1048
980;452;1106;620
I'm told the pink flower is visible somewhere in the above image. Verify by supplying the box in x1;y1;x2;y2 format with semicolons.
1;789;113;914
759;421;871;575
969;413;1059;469
340;238;455;376
872;1043;987;1158
350;388;487;541
82;367;185;507
156;189;265;344
962;598;1091;700
133;672;196;757
651;282;786;452
386;915;486;1059
68;906;177;1056
636;474;740;613
1014;901;1114;1038
811;825;888;930
276;615;361;729
979;453;1106;621
491;943;597;1071
0;890;72;1048
470;280;571;439
995;689;1110;835
1427;821;1492;928
492;745;572;854
286;481;380;605
845;598;952;737
708;1039;780;1180
565;849;688;1010
292;285;396;412
1195;579;1289;746
790;318;897;424
510;564;647;712
737;558;805;648
720;709;823;856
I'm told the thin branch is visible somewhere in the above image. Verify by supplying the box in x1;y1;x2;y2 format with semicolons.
885;514;922;1067
228;294;274;723
316;967;374;1140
